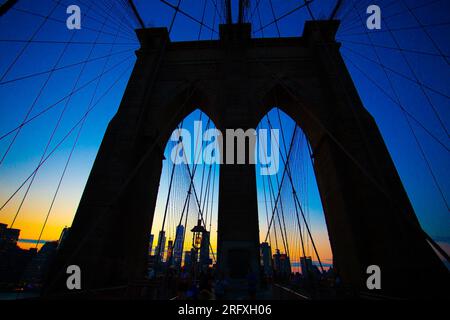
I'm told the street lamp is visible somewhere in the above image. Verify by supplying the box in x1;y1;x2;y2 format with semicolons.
191;219;206;252
190;219;207;276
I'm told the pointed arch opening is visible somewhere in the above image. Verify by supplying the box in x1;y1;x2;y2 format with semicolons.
148;108;220;279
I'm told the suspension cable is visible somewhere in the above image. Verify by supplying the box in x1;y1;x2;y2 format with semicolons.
349;0;449;211
10;13;113;227
0;1;60;83
0;54;135;143
168;0;182;34
340;49;449;153
265;116;325;272
11;6;137;42
382;18;449;137
160;0;217;34
0;55;134;212
336;38;450;59
35;11;130;247
253;0;315;35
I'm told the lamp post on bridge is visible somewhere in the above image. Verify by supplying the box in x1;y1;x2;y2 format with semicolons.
191;219;207;277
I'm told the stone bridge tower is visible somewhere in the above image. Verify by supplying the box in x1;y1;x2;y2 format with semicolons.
45;20;448;298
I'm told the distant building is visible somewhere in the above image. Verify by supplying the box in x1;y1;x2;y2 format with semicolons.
0;223;7;240
273;249;291;278
173;225;184;268
0;224;36;289
156;231;166;263
260;242;273;276
0;223;20;248
166;239;173;263
300;256;313;276
148;234;154;256
22;241;58;288
300;256;321;279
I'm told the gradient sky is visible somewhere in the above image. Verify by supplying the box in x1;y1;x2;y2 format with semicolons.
0;1;448;269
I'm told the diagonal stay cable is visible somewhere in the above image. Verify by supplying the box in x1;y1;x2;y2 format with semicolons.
264;125;297;243
261;159;273;248
155;110;206;266
166;176;191;267
248;0;262;24
265;113;324;272
168;117;215;266
341;45;450;101
0;39;136;45
11;7;137;42
265;117;290;257
125;0;145;28
263;152;289;256
400;0;450;67
0;48;134;86
336;38;450;58
209;1;217;39
9;14;112;227
265;171;279;250
0;1;97;166
160;0;217;34
168;0;182;34
208;160;217;233
302;0;315;20
347;51;450;206
340;48;449;153
34;12;130;248
340;21;450;37
198;0;208;40
0;57;134;213
349;0;449;211
154;125;182;270
342;52;450;212
265;106;320;265
381;17;449;138
338;0;378;28
253;0;315;35
274;108;307;259
179;130;217;263
208;0;224;24
268;0;281;37
0;1;60;82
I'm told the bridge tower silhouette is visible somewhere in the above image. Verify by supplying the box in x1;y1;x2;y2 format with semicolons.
45;20;448;298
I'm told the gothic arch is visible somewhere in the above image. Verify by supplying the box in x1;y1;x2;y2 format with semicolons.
144;82;220;148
